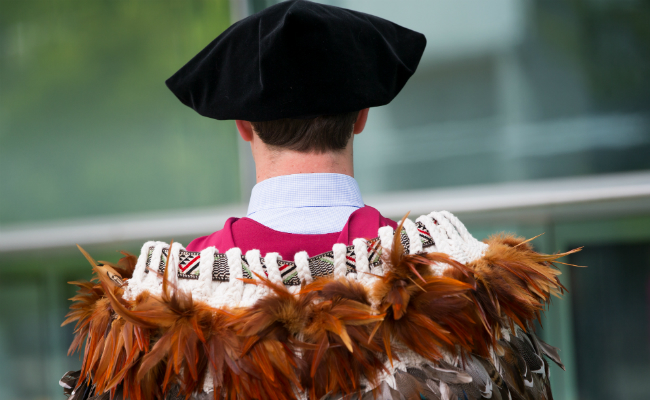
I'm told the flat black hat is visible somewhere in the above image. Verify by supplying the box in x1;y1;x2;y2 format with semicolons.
166;0;426;121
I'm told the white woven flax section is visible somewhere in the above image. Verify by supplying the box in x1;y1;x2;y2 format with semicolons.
167;242;183;292
196;246;217;304
224;248;244;307
207;280;228;309
332;243;348;279
353;238;371;285
242;250;265;306
439;210;488;262
122;211;485;308
294;251;312;293
124;240;157;301
402;218;423;254
140;242;166;297
264;252;283;285
378;226;394;251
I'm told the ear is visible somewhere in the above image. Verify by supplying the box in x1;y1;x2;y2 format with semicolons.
353;108;369;135
236;120;254;142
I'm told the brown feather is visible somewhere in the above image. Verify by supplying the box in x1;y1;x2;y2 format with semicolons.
300;278;387;399
373;217;483;361
60;230;580;400
457;234;580;338
234;275;312;399
97;251;137;281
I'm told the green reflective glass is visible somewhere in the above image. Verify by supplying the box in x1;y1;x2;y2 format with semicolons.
0;0;238;225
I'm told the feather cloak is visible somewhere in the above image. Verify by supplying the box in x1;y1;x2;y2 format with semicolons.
61;217;579;400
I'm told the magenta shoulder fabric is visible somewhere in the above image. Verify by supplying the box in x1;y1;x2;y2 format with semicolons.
185;206;397;258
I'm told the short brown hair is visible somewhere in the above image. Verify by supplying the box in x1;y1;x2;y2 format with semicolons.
250;111;360;153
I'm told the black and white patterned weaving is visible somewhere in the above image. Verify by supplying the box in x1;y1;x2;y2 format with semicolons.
144;226;437;284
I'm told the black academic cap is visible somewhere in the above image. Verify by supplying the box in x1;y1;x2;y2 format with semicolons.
166;0;426;121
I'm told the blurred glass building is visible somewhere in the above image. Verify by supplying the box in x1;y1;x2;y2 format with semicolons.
1;0;649;399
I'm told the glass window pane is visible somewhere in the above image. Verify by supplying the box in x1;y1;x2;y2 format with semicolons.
570;242;650;399
0;0;238;225
316;0;650;194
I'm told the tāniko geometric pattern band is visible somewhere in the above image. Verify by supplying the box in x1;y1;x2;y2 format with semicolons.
146;221;436;286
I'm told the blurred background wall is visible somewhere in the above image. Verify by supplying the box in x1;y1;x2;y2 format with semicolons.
1;0;650;399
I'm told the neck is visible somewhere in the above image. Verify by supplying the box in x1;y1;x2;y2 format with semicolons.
253;146;354;183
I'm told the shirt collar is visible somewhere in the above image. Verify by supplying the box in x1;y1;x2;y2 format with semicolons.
247;173;364;216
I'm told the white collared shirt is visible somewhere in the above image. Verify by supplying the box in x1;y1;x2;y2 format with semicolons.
246;173;364;234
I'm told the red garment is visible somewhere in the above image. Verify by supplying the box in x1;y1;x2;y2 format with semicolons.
186;205;396;258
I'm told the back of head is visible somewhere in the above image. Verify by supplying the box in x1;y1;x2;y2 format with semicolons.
250;111;359;153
